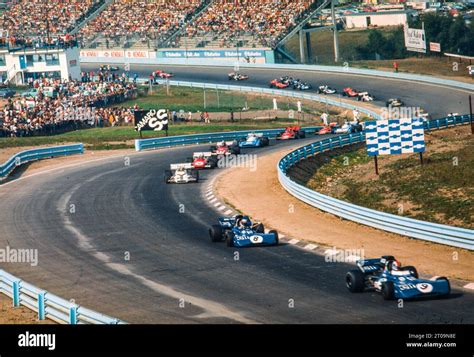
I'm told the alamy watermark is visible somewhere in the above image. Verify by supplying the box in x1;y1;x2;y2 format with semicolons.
217;154;258;172
325;247;365;263
0;246;38;267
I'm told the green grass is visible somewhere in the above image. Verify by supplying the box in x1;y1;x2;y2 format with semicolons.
0;121;303;150
286;27;396;64
123;86;277;113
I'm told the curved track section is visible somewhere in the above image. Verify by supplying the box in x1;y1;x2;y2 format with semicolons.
1;138;473;323
82;63;473;119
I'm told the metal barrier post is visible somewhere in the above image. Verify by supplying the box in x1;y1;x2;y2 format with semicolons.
12;280;20;307
69;304;78;324
38;292;45;320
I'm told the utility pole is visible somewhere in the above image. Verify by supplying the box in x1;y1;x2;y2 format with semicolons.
331;0;340;63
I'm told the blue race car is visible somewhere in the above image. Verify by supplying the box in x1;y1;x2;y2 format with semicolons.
209;215;279;247
238;133;270;148
346;256;450;300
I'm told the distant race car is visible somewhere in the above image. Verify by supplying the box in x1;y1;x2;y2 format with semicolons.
228;72;249;81
269;77;291;89
386;98;404;107
346;256;451;300
154;70;174;79
358;92;374;102
188;152;218;169
238;133;270;148
291;79;312;91
317;123;338;135
317;85;337;94
342;87;360;97
210;141;241;156
209;215;279;247
342;87;374;101
333;122;363;134
164;163;199;184
276;126;306;140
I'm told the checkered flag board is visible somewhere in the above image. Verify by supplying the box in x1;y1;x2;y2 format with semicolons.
365;118;425;156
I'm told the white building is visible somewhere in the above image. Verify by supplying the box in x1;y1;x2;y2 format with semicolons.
345;11;410;29
0;47;81;85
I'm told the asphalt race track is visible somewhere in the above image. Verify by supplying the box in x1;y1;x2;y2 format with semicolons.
82;63;473;119
1;65;473;323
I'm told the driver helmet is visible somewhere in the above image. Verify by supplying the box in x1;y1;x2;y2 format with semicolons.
217;141;225;146
239;218;251;227
386;259;401;271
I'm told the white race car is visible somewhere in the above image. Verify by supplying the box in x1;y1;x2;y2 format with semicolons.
164;164;199;184
357;92;374;102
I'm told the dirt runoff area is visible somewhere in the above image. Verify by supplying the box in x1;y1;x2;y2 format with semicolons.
214;145;474;282
0;294;53;324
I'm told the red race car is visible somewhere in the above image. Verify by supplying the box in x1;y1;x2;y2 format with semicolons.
276;126;306;140
154;70;174;79
342;87;360;97
210;141;241;156
318;123;338;135
188;152;218;169
269;78;290;89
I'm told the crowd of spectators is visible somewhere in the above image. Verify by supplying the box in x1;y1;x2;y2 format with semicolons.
182;0;316;48
0;0;104;49
0;76;137;137
79;0;206;49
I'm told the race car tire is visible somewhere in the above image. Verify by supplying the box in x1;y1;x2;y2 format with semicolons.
298;130;306;139
255;223;265;233
402;265;419;279
269;230;279;246
209;157;218;168
191;170;199;182
164;170;172;184
226;232;235;247
261;137;270;147
209;225;223;242
231;147;241;155
435;277;451;296
346;270;365;293
210;146;217;152
382;281;395;300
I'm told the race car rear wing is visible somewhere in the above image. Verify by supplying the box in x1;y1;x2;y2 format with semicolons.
193;152;213;158
170;163;193;170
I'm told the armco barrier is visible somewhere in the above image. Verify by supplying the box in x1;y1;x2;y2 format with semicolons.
278;114;474;250
0;144;84;179
0;269;124;324
136;127;321;151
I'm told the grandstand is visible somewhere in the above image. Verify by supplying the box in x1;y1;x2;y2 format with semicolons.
0;0;321;51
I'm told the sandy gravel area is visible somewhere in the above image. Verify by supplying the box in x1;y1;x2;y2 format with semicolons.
215;147;474;282
0;294;53;324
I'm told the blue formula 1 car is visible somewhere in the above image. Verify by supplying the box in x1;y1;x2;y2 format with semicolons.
238;133;270;148
209;215;279;247
346;256;450;300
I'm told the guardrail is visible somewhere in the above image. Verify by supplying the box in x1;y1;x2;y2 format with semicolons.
136;127;322;151
82;57;474;92
278;114;474;250
0;269;124;324
0;144;84;179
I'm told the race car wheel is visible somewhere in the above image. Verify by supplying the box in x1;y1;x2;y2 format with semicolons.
298;130;306;139
346;270;365;293
269;230;279;246
382;281;395;300
402;265;418;279
261;137;270;146
164;170;172;184
209;157;218;168
231;147;241;155
225;232;235;247
254;223;265;233
435;277;451;296
209;225;223;242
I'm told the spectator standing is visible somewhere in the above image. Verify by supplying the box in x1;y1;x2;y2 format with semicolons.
321;112;329;126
